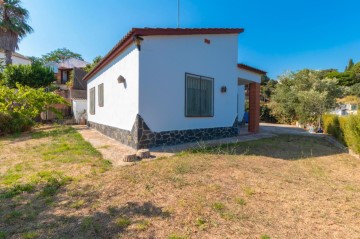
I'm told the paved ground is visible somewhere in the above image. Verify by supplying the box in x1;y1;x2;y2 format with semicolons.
74;126;173;167
74;123;327;167
260;122;314;136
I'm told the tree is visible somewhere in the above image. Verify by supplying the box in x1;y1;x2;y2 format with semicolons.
260;75;277;101
84;55;102;72
0;0;33;65
42;48;83;63
347;59;354;71
0;83;69;119
349;83;360;97
2;63;56;88
270;70;341;125
27;56;44;65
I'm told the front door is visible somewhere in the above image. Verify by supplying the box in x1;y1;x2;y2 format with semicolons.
61;70;68;84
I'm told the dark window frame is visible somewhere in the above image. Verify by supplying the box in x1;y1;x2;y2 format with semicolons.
185;73;214;118
98;83;104;107
90;87;95;115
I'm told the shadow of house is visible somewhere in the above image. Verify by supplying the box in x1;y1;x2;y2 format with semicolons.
0;178;170;238
188;134;347;160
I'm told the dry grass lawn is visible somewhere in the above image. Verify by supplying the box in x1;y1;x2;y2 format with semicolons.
0;125;360;239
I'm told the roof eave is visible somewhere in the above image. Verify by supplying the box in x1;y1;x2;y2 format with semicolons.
237;64;267;75
83;28;245;81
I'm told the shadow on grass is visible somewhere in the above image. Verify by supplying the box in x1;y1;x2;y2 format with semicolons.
48;201;170;238
187;135;346;160
0;180;170;238
0;125;74;146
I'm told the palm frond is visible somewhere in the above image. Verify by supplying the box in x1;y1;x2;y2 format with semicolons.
0;0;32;57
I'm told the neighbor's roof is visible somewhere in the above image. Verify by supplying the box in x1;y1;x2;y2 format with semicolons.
237;64;267;75
0;50;30;61
58;58;89;69
83;28;245;81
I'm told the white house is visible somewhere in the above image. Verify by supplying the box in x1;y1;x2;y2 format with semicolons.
331;104;358;116
83;28;266;149
0;50;31;66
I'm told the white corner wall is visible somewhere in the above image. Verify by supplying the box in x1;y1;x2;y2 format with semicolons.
87;45;139;131
139;34;239;132
72;99;87;123
237;85;245;122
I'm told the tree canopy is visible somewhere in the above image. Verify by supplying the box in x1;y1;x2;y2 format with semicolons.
269;69;341;124
83;55;102;72
0;83;68;119
326;60;360;87
0;0;33;65
1;63;56;88
42;48;84;63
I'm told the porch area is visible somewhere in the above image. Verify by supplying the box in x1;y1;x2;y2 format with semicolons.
237;63;266;135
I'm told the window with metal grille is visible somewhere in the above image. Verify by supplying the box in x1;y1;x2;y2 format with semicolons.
185;73;214;117
98;83;104;107
90;87;95;115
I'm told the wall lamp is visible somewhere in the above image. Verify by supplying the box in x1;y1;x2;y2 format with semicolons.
133;36;144;51
117;75;126;84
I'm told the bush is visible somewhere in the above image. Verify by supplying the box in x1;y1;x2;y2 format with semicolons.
0;84;68;134
0;112;33;135
260;103;277;123
322;114;360;153
343;115;360;153
2;63;56;88
322;114;345;144
0;84;69;119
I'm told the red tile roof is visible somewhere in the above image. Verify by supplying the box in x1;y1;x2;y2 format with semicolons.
237;63;267;75
83;28;245;81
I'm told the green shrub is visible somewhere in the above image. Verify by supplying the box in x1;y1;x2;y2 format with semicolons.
2;63;56;88
0;84;68;134
322;114;360;153
343;115;360;153
0;112;33;135
260;103;277;123
322;114;346;144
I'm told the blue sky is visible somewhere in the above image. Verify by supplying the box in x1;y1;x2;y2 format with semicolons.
20;0;360;78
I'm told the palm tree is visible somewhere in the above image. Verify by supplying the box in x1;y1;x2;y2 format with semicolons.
0;0;33;65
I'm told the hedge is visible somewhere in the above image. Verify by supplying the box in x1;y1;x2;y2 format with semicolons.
0;112;34;135
322;114;360;153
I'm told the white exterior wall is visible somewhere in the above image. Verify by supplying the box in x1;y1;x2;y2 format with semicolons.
72;99;87;123
0;52;31;66
87;45;139;131
139;34;239;132
237;85;245;122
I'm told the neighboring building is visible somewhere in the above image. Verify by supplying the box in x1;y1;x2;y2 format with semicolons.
46;58;89;91
331;104;358;116
83;28;266;149
0;50;31;66
43;58;89;121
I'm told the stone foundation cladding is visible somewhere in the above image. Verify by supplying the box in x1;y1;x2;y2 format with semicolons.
88;115;238;149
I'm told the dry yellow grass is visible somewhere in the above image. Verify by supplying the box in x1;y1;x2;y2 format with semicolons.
0;125;360;239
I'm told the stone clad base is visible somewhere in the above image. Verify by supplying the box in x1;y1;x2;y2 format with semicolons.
88;115;238;149
87;121;137;148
